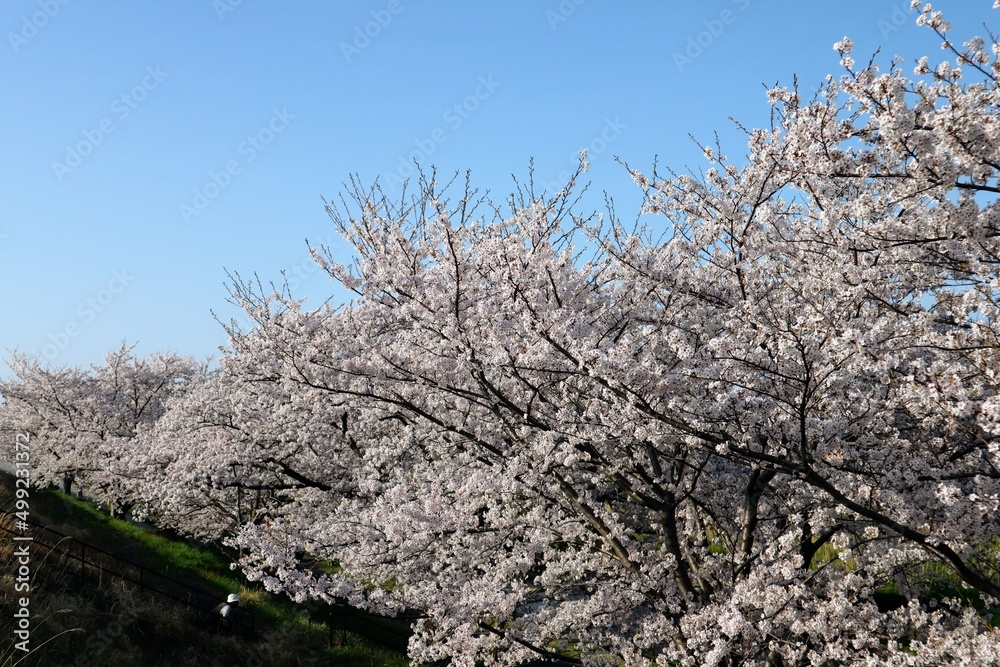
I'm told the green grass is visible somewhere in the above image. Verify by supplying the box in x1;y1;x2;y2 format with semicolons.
21;486;270;615
0;473;411;666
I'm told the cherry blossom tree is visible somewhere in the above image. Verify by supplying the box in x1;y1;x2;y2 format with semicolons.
26;3;1000;665
200;6;1000;664
0;343;201;516
130;350;367;539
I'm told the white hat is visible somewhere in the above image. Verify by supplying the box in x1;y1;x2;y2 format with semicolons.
227;594;240;604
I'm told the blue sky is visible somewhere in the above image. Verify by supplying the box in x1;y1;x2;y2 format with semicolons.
1;0;993;374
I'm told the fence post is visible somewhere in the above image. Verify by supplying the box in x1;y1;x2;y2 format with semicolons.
0;511;278;646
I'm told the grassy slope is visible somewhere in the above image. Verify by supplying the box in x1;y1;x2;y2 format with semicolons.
0;473;410;667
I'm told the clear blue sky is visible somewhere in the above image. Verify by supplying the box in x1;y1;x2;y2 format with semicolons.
1;0;993;374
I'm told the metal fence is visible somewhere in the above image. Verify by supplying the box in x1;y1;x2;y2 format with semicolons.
0;512;255;638
0;510;464;663
317;600;416;653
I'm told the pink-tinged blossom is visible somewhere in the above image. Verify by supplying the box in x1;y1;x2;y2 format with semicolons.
7;5;1000;665
0;343;200;515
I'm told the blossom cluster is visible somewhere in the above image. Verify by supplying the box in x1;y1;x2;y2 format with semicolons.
4;4;1000;665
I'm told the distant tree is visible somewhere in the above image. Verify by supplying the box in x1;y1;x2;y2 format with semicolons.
132;352;366;539
0;343;200;516
56;3;1000;665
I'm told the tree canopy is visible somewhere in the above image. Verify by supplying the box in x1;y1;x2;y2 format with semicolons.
4;4;1000;665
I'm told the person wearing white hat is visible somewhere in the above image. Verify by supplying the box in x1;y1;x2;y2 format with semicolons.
203;593;241;634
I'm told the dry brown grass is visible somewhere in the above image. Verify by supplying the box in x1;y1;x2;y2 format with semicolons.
0;477;408;666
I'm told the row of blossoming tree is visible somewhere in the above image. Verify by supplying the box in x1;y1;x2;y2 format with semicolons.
4;4;1000;664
